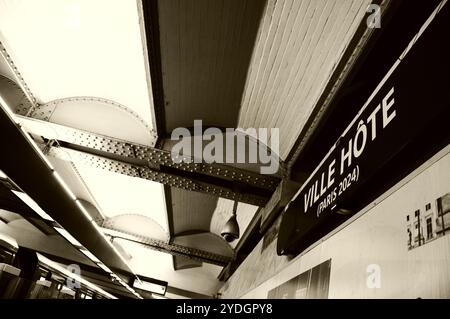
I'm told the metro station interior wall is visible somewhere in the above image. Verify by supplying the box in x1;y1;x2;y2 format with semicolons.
220;146;450;298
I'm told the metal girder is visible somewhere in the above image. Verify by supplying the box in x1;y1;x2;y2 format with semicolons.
102;226;232;267
0;40;38;115
20;116;280;206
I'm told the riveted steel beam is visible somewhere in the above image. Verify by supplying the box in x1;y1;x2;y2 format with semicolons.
19;116;280;206
0;40;38;115
47;146;268;206
102;227;232;267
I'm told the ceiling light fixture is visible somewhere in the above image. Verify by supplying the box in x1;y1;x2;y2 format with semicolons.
79;248;100;263
75;199;93;221
221;201;240;243
54;226;82;247
0;94;19;124
0;233;19;250
0;170;8;179
12;190;54;221
97;263;112;274
53;171;76;200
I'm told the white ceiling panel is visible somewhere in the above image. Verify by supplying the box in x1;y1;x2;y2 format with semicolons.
75;164;169;234
0;0;154;128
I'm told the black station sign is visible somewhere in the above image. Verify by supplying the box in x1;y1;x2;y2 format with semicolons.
277;4;450;255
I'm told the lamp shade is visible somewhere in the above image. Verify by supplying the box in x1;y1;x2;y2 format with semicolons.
221;214;240;242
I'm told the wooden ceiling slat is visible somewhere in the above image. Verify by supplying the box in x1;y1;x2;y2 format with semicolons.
238;0;372;159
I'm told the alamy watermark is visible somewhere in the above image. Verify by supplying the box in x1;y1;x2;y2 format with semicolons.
366;264;381;289
66;263;81;289
367;4;381;29
170;120;280;175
